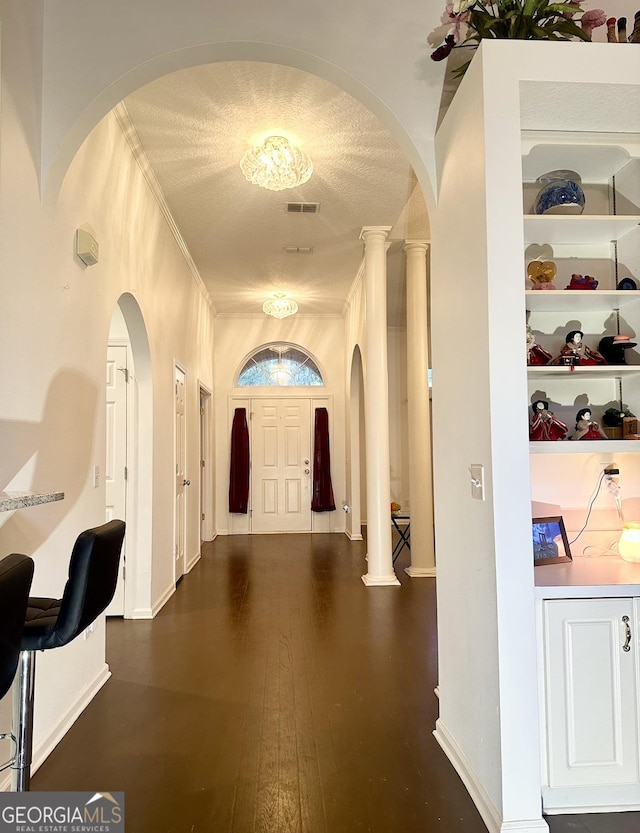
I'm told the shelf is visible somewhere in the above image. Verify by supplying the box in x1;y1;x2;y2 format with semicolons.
530;440;640;454
526;290;640;313
528;365;640;379
524;215;640;246
521;137;635;182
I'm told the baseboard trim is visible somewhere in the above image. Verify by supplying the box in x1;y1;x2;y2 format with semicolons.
345;529;363;541
1;663;112;791
404;566;436;578
433;720;548;833
151;583;176;617
131;607;154;619
361;573;401;587
185;551;201;573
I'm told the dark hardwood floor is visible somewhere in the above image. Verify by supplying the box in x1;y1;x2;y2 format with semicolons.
32;534;640;833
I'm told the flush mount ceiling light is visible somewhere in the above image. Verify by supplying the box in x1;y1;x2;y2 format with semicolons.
262;293;298;319
240;136;313;192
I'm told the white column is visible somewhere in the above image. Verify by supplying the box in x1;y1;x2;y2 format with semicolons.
403;240;436;577
361;226;400;586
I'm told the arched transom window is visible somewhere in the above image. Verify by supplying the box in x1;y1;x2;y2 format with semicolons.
237;344;323;387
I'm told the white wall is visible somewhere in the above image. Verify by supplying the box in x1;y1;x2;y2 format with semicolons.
388;328;409;510
0;2;215;779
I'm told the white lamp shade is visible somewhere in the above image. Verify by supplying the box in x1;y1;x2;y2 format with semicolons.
619;522;640;563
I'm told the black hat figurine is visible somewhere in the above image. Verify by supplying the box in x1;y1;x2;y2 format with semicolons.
598;335;637;365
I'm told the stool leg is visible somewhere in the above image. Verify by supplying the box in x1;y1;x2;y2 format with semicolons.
11;650;35;791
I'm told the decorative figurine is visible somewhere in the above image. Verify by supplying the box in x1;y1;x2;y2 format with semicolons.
551;330;607;366
565;273;598;290
527;259;557;290
618;277;637;290
607;16;617;40
597;335;637;365
629;10;640;42
602;406;638;439
529;400;568;441
527;324;553;366
618;17;628;41
570;408;608;440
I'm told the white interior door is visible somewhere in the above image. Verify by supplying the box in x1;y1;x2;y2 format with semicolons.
175;365;187;579
105;344;127;615
251;398;311;533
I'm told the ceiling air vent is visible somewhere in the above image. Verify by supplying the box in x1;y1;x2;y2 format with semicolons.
286;202;320;214
284;246;314;255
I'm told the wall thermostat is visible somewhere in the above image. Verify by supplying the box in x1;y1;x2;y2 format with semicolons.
75;227;99;266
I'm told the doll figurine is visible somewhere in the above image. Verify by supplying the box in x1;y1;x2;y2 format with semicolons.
570;408;608;441
529;400;568;441
552;330;607;366
526;324;553;366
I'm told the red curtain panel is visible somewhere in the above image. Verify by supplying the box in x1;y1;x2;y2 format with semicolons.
229;407;250;513
311;407;336;512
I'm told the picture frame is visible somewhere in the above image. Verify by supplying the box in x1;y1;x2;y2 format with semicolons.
532;516;572;566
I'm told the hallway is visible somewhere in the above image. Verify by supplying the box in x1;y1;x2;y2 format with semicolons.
31;535;638;833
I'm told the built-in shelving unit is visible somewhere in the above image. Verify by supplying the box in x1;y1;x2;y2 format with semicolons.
525;137;640;451
522;87;640;814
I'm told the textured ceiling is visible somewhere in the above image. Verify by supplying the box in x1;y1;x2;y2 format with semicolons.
122;61;429;322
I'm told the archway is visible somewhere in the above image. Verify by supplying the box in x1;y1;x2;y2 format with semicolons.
108;293;154;619
42;42;436;220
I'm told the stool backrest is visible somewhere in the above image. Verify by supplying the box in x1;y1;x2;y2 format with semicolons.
0;554;34;699
52;520;126;648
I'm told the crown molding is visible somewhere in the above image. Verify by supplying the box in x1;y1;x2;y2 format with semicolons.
113;103;216;313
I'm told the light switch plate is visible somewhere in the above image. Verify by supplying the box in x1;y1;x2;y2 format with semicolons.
470;464;485;500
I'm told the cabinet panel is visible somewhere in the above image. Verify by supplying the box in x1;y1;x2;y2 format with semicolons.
543;598;639;788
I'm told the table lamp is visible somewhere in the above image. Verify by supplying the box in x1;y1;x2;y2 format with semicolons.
618;522;640;563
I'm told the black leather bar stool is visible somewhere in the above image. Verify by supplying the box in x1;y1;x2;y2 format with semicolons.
0;554;35;776
11;519;125;791
0;555;35;700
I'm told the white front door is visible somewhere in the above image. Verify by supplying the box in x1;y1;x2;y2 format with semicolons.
105;344;127;615
251;398;312;533
175;365;187;579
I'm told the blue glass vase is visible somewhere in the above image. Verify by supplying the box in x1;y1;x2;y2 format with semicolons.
534;170;585;216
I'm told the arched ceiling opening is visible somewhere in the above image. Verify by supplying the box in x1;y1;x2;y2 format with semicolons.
115;60;429;321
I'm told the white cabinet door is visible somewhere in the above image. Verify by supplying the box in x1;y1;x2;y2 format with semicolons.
543;598;639;789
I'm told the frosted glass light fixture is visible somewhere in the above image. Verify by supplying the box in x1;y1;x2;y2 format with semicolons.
262;293;298;319
619;522;640;563
240;136;313;191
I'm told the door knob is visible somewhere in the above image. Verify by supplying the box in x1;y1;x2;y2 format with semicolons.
304;459;309;465
304;469;310;474
183;479;191;486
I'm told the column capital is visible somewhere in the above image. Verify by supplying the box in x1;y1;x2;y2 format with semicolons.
360;226;392;242
403;239;430;253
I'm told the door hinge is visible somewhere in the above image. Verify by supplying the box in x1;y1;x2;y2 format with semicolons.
201;459;205;468
117;367;129;383
201;513;205;521
124;466;128;481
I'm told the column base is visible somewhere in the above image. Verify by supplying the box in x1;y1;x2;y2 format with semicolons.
404;565;436;578
361;573;401;586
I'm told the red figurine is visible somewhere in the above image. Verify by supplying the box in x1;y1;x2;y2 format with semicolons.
529;400;568;441
570;408;608;441
565;273;598;290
